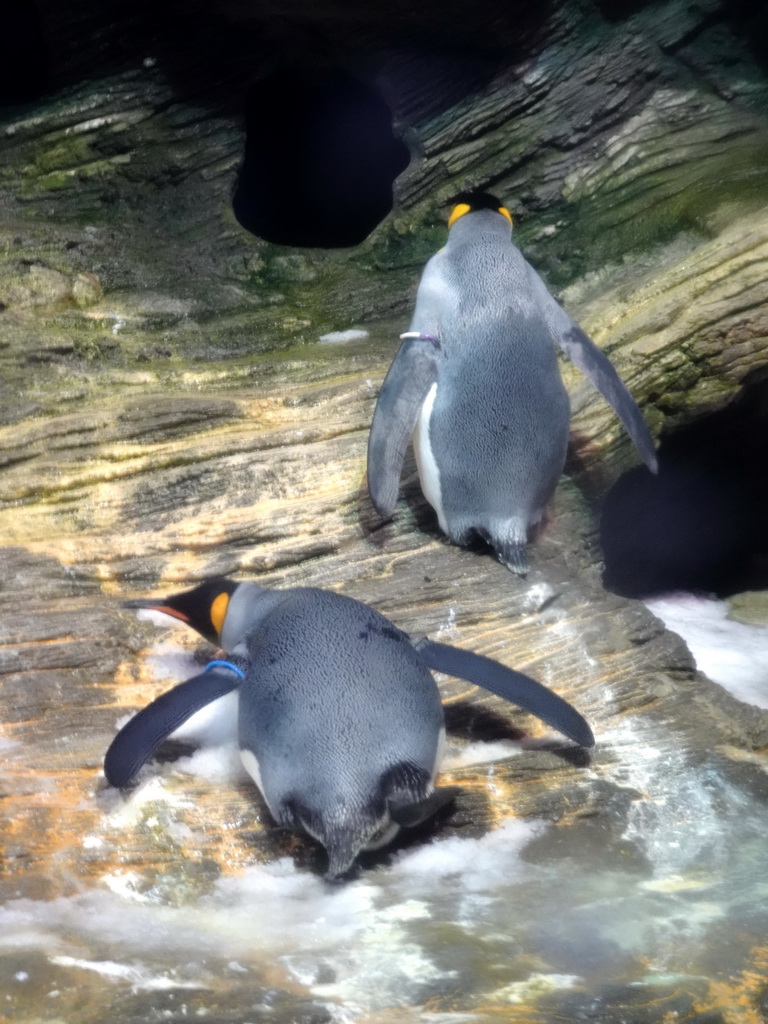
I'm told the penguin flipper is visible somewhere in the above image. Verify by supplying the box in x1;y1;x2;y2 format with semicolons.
104;667;241;788
557;323;658;473
388;786;461;828
413;638;595;748
527;264;657;473
367;334;441;517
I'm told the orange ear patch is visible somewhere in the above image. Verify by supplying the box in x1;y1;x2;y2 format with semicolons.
210;592;230;637
447;203;471;228
448;202;513;228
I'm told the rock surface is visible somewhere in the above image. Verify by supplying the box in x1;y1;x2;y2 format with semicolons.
2;327;768;1023
2;0;768;1020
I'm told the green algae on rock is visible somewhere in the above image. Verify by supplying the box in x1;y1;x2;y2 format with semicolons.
2;0;768;1020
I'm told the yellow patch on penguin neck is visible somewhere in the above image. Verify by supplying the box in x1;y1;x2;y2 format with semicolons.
210;591;230;637
447;203;513;228
447;202;471;228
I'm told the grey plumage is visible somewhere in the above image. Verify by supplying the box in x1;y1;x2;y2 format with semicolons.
231;587;446;878
108;578;595;879
368;205;657;573
110;582;448;879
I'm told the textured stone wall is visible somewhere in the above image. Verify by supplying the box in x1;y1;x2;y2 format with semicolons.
2;2;768;1021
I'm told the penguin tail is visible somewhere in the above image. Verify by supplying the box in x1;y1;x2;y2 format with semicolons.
494;532;529;575
475;521;529;574
496;540;528;575
323;827;365;881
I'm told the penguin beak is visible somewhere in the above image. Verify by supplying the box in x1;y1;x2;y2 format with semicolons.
122;599;191;624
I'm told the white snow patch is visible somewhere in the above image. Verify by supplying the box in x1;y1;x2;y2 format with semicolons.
645;592;768;709
106;776;192;828
442;739;521;770
135;608;182;629
101;870;157;904
436;606;457;639
169;690;240;748
318;329;369;344
600;714;760;882
173;740;247;783
522;582;555;613
0;728;20;752
0;820;543;1013
387;818;543;898
49;954;209;992
146;641;200;683
492;972;581;1004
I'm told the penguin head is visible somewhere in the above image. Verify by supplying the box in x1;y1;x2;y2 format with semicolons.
123;577;240;645
447;190;512;229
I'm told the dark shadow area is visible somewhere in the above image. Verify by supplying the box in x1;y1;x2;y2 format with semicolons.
235;775;473;880
352;791;466;873
722;0;768;74
592;0;655;21
23;0;557;103
358;452;442;548
0;1;50;107
378;44;506;125
233;67;411;247
445;700;592;767
444;700;526;742
600;377;768;598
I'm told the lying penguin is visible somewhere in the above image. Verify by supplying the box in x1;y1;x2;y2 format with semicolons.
367;191;658;574
106;577;594;879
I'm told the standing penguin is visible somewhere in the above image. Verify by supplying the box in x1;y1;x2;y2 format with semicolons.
105;578;594;879
367;191;658;573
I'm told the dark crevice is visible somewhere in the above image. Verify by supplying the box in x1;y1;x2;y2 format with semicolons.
720;0;768;75
0;1;51;108
657;9;728;55
600;377;768;599
233;67;411;248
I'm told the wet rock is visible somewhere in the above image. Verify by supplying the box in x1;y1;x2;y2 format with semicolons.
0;261;103;311
72;272;103;308
2;332;768;1021
1;0;768;1020
728;591;768;628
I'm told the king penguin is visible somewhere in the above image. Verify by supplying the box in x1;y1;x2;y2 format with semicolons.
367;191;658;574
105;577;595;879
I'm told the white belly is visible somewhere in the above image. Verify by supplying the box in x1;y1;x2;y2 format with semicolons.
240;747;280;820
412;382;447;532
431;726;446;783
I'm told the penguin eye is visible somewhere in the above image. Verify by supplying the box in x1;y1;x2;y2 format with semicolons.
447;203;471;228
498;207;513;226
210;592;230;637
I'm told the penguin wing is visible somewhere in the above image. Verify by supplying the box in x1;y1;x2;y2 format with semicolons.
558;321;658;473
413;638;595;748
367;333;441;516
528;266;658;473
388;786;461;828
104;667;241;788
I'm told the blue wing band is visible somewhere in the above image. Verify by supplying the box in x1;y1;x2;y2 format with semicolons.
205;659;245;679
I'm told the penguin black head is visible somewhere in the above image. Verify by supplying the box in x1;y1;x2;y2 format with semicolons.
447;190;512;229
123;577;239;645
